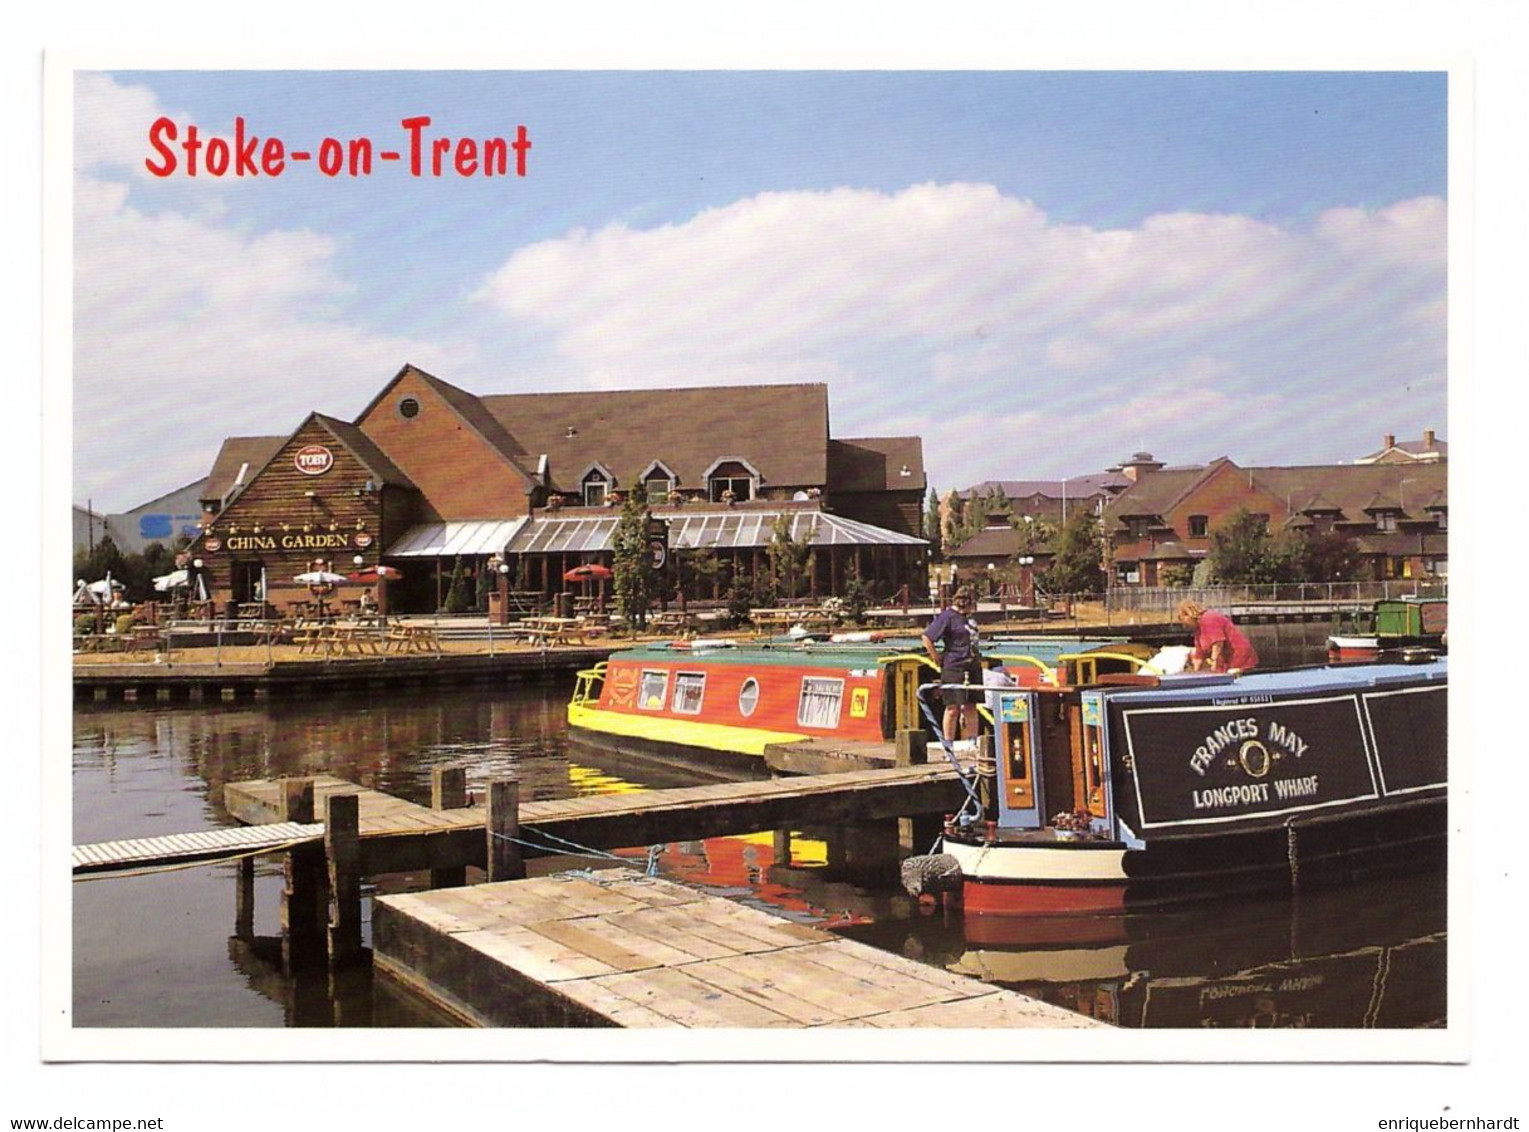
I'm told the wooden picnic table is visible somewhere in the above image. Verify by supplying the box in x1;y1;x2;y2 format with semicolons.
512;616;591;647
385;623;441;654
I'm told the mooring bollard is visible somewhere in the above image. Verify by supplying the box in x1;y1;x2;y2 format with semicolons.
325;792;362;967
279;777;326;974
486;778;524;882
430;765;470;889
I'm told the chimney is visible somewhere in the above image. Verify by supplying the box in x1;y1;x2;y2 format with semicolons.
1423;429;1436;448
1384;433;1395;450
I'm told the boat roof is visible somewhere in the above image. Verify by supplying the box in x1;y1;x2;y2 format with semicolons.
608;636;1132;669
1099;657;1447;704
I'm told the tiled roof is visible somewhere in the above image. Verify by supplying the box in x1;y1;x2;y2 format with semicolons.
946;525;1025;561
200;436;286;506
828;437;926;492
480;383;831;492
313;414;416;489
1106;461;1448;527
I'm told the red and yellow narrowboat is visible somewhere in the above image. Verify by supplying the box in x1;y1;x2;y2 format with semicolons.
566;636;1137;764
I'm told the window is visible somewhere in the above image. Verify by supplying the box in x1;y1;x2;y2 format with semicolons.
1435;510;1448;530
738;677;761;717
637;670;669;711
645;476;673;505
1187;515;1209;538
672;672;706;715
1424;556;1448;577
582;469;611;507
1376;511;1397;532
398;396;421;419
797;677;845;729
707;460;755;503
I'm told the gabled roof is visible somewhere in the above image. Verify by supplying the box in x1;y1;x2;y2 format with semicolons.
1105;459;1449;529
828;437;926;493
480;383;831;491
359;364;539;489
311;414;416;490
946;525;1026;561
200;436;286;506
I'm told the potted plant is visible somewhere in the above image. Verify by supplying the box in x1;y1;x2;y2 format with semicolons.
1050;810;1093;840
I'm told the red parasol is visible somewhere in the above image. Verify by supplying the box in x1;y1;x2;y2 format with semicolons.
563;563;614;582
346;565;404;584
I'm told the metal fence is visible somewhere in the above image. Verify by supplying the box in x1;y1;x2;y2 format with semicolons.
1100;579;1449;617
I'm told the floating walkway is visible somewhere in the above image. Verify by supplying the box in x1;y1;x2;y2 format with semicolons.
374;868;1105;1029
72;821;323;874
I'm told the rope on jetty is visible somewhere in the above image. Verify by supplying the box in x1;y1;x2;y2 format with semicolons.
492;826;664;876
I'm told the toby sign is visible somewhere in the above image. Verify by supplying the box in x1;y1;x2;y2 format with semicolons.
294;445;335;476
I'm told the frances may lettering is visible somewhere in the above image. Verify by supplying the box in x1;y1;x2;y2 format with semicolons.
1119;694;1382;830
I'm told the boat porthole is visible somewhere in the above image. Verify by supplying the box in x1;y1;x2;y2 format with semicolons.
738;677;760;717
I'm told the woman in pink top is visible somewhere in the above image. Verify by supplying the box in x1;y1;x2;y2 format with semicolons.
1177;600;1259;673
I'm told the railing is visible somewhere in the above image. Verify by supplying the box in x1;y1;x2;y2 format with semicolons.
1103;580;1448;617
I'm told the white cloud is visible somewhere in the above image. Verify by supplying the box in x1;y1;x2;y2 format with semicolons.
474;183;1446;488
73;171;454;509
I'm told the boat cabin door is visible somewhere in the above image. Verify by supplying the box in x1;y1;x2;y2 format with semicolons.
993;690;1045;829
1075;691;1114;827
884;655;934;736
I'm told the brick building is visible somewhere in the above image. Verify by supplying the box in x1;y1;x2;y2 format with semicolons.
189;366;928;613
1104;454;1448;585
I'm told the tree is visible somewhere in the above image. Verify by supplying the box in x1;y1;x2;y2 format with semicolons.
1293;528;1362;582
440;555;471;613
1044;511;1106;595
611;486;658;630
923;487;942;552
765;512;816;601
1205;508;1301;584
674;545;722;602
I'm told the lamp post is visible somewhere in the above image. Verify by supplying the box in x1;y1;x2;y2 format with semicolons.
1017;555;1036;609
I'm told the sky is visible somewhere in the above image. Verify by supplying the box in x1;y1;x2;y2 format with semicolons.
71;69;1448;512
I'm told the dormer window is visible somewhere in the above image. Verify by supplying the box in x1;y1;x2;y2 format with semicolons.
1435;509;1448;530
705;458;759;504
581;468;613;507
1124;517;1151;539
639;461;678;505
1375;510;1399;532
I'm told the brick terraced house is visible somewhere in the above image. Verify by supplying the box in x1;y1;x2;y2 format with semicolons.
1104;452;1448;586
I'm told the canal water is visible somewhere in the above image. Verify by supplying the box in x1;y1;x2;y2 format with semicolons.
71;623;1446;1030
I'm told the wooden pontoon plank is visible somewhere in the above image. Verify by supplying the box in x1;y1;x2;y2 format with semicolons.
586;966;799;1028
372;870;1107;1030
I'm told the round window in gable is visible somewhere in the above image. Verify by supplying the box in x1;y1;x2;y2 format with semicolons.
738;677;761;718
398;397;421;420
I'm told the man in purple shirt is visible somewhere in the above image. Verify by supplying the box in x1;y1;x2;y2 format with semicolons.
923;586;982;742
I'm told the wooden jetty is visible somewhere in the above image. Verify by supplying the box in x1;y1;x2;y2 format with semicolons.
221;761;959;878
73;646;615;702
373;868;1105;1029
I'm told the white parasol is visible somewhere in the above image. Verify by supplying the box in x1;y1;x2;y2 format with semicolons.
294;570;349;586
153;569;190;592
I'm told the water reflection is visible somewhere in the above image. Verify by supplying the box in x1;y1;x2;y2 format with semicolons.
72;670;1445;1030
